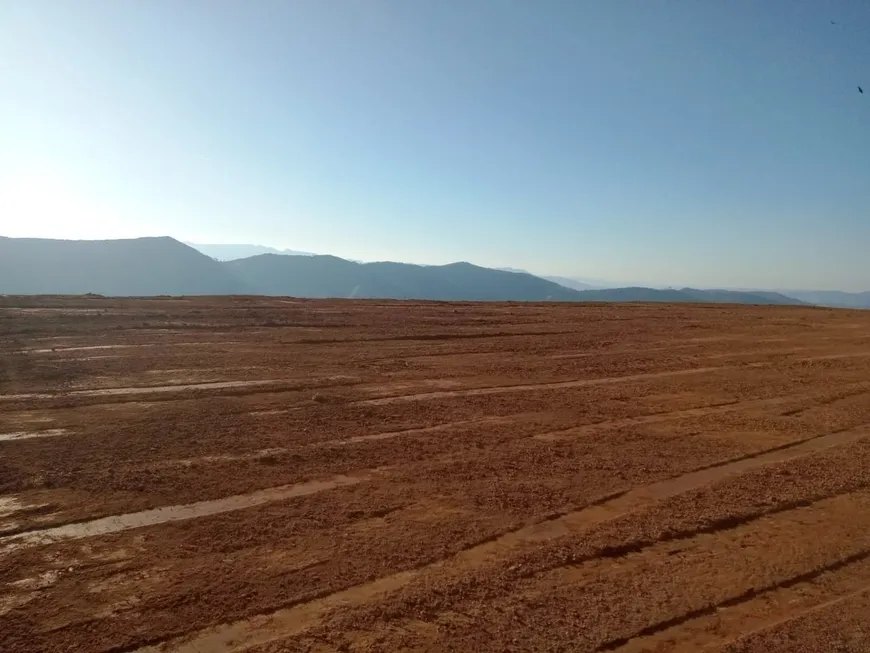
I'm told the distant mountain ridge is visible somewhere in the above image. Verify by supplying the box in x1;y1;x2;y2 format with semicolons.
569;287;802;305
774;289;870;309
0;236;249;296
0;235;860;307
185;242;316;260
540;275;596;291
0;237;581;301
226;255;584;301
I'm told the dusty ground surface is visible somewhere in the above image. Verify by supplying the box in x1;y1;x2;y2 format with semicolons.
1;295;870;652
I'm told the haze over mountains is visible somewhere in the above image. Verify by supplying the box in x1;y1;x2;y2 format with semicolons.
772;290;870;310
185;243;316;260
1;236;867;308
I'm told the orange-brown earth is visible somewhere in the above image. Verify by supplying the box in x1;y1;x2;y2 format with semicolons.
2;295;870;652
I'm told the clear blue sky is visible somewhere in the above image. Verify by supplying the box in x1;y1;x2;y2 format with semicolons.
1;1;868;289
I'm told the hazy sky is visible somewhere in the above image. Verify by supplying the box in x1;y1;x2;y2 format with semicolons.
2;1;869;289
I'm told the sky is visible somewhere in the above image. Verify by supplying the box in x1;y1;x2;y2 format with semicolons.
1;1;869;290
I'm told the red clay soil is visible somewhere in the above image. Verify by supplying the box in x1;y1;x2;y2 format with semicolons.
1;296;870;652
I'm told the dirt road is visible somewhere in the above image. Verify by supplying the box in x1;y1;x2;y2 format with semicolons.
2;296;869;652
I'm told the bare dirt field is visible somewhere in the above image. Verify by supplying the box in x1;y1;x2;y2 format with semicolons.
2;295;870;652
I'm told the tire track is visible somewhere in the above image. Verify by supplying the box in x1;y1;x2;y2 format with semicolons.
0;380;282;402
18;344;156;354
548;334;797;361
389;484;870;653
2;394;867;553
329;415;518;446
490;423;870;549
0;376;361;407
133;571;419;653
518;483;870;590
359;351;870;406
598;548;870;652
714;583;870;652
358;366;734;406
781;386;870;417
294;329;579;346
143;416;521;470
133;424;870;653
799;351;870;362
0;412;536;537
532;395;791;442
550;342;810;362
0;429;69;443
0;472;374;552
18;341;246;354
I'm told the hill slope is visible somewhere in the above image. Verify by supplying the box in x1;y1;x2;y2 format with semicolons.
0;236;248;295
679;288;803;305
570;286;803;305
225;255;585;301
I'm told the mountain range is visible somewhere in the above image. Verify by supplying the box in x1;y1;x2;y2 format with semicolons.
224;254;585;301
1;236;866;307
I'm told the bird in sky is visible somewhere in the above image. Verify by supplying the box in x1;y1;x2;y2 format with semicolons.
829;21;861;95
